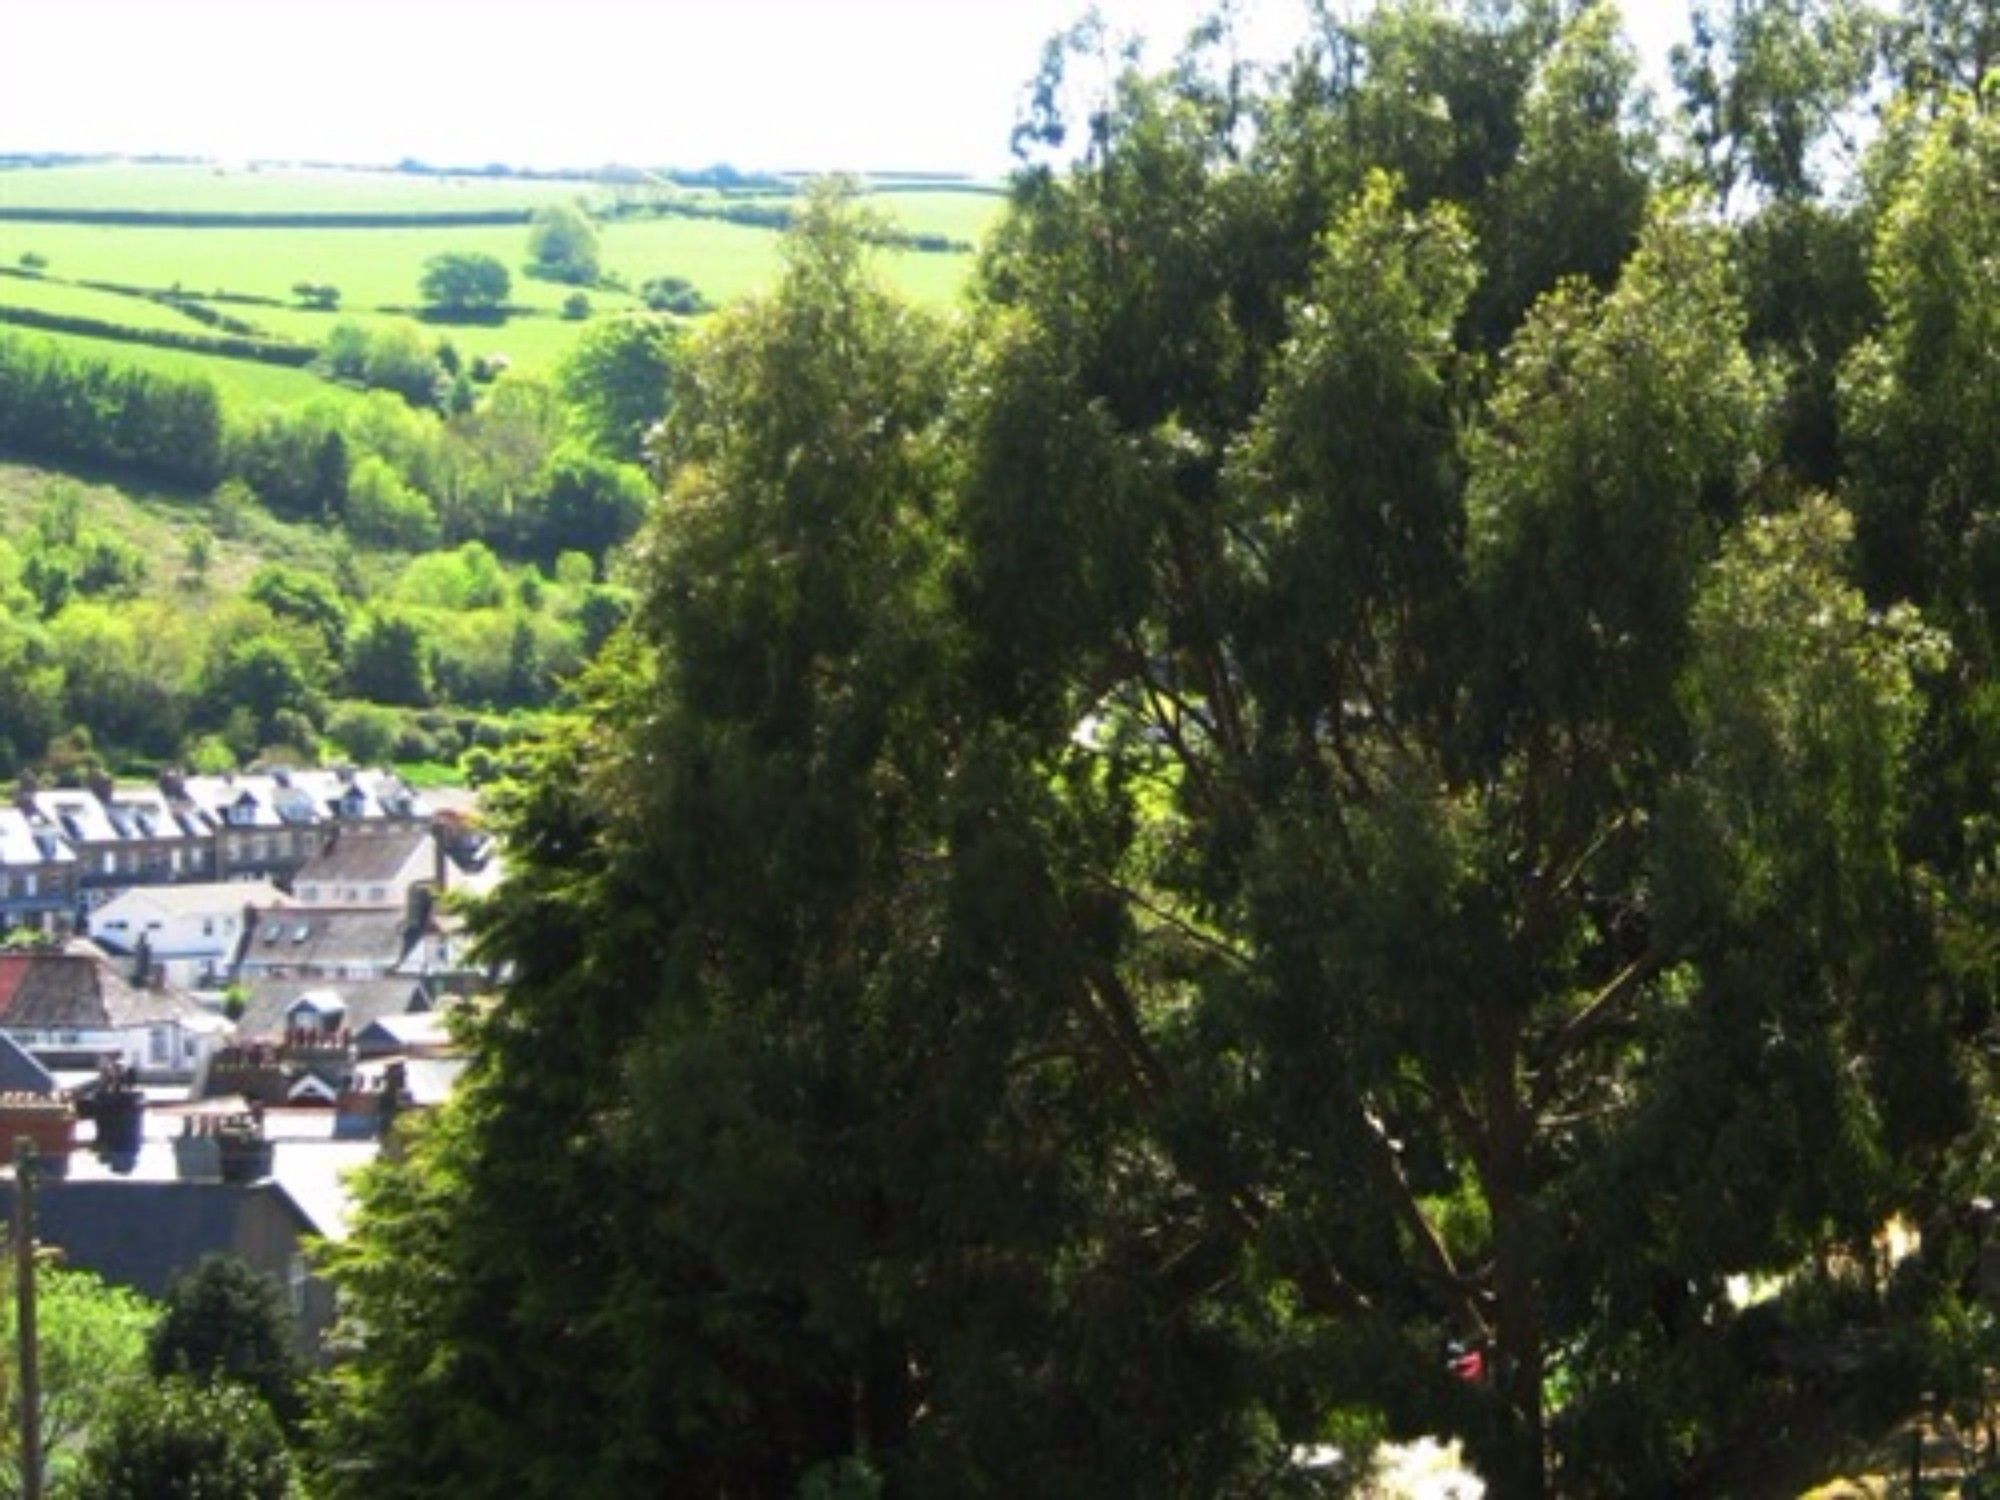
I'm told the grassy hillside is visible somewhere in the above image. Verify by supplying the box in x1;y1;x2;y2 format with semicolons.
0;322;355;408
0;166;1008;401
0;457;355;597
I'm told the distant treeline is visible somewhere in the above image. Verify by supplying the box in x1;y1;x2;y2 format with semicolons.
866;179;1008;196
602;196;973;254
0;332;223;487
0;153;128;171
0;207;534;228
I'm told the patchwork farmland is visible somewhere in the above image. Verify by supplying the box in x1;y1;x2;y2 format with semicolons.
0;162;1004;410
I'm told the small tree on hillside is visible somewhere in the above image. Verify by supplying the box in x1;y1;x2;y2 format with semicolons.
418;252;510;316
526;202;601;285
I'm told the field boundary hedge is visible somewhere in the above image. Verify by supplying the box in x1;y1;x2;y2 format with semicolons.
0;302;316;364
601;197;973;253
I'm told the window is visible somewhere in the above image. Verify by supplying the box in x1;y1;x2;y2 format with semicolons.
288;1253;308;1317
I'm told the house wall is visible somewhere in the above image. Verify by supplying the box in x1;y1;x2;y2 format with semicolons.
90;905;249;985
0;1021;216;1079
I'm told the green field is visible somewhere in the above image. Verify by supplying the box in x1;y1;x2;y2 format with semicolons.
0;221;606;312
0;271;226;333
0;164;1009;403
859;187;1010;244
0;163;592;213
0;322;353;409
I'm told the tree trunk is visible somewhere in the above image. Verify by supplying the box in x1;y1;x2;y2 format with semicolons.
1479;1015;1546;1499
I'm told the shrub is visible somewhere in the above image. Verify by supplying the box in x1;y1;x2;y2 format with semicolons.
326;703;401;764
68;1377;294;1499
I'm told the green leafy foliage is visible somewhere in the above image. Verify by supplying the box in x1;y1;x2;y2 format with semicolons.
316;15;2000;1494
67;1377;294;1500
148;1254;307;1431
0;1262;155;1494
417;251;510;316
525;202;600;286
555;314;682;465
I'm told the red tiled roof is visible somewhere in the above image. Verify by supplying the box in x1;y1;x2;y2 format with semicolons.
0;958;32;1018
0;953;104;1027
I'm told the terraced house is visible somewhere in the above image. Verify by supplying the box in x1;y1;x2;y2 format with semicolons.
0;767;435;935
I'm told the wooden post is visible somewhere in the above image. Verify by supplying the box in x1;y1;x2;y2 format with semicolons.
14;1137;40;1500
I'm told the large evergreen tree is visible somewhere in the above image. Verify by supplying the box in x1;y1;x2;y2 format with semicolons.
325;7;1996;1494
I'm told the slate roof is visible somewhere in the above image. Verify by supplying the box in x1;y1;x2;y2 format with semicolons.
0;949;205;1029
100;790;184;841
355;1055;466;1107
0;1033;58;1094
295;829;435;889
174;769;429;829
27;791;118;846
354;1011;453;1056
236;905;416;974
92;881;289;924
0;807;74;867
234;976;433;1040
0;1177;328;1302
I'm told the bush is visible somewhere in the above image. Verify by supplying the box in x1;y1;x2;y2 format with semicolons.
639;275;711;314
67;1377;294;1499
291;281;340;310
326;702;401;764
419;252;510;315
345;455;440;550
562;291;591;320
149;1254;307;1431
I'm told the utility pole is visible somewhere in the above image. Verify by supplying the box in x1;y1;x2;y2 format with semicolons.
14;1137;40;1500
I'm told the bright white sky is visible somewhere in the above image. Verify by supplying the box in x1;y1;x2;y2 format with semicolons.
0;1;1689;177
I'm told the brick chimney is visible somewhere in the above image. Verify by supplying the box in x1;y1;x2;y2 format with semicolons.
174;1108;272;1183
0;1093;76;1177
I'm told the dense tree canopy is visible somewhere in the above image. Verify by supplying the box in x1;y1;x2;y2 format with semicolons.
326;5;1999;1495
